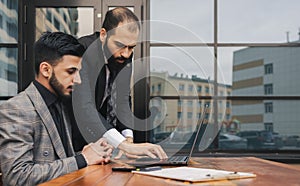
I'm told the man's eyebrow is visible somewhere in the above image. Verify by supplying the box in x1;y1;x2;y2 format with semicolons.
114;40;136;48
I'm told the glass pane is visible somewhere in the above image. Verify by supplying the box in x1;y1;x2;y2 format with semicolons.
0;47;18;96
230;100;300;150
0;0;18;43
218;47;245;86
150;99;215;151
219;0;300;43
229;46;300;96
150;0;213;43
150;47;214;96
35;7;94;40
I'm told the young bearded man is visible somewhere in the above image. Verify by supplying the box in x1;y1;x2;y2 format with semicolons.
0;32;113;186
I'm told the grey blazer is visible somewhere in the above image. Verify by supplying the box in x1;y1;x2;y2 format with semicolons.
0;83;78;186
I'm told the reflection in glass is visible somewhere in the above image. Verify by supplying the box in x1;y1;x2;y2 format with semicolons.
35;8;94;40
230;100;300;150
0;0;18;43
0;47;17;96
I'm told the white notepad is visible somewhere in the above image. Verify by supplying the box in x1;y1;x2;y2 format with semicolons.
132;167;256;183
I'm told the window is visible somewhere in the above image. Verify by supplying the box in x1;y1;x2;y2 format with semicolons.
205;101;210;107
265;64;273;74
264;123;273;132
188;85;193;91
147;0;300;159
63;13;67;22
8;0;17;11
226;114;230;120
226;101;230;108
264;84;273;95
187;100;193;107
197;85;202;93
197;113;201;119
54;18;60;30
0;1;18;97
177;112;182;119
218;100;223;107
197;101;201;108
264;102;273;113
157;83;161;92
205;113;209;120
205;86;209;93
7;22;17;39
179;84;184;91
178;100;182;107
46;10;52;21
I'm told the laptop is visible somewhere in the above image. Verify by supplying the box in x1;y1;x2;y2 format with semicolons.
127;104;208;167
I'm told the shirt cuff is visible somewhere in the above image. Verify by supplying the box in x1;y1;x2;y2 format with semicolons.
103;128;126;148
75;154;87;169
121;129;133;138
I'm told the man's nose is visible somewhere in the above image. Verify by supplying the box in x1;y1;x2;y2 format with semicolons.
121;47;131;58
74;71;81;84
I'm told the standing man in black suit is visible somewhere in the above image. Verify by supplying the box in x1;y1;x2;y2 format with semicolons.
73;7;167;159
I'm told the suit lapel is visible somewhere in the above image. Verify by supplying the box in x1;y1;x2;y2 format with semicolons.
25;83;67;158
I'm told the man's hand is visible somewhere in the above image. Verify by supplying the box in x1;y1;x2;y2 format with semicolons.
117;141;168;159
81;138;113;165
114;137;142;159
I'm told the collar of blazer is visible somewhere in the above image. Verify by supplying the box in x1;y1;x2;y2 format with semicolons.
25;83;70;159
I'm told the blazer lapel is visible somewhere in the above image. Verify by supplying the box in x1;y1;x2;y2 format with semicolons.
25;83;67;159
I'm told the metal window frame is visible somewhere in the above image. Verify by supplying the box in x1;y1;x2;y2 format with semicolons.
147;0;300;161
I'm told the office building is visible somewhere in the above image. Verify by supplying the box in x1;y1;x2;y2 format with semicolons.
150;71;232;133
232;40;300;135
0;0;17;96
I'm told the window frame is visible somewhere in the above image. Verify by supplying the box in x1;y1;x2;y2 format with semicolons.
147;0;300;162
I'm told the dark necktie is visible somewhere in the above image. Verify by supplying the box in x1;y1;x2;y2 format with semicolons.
106;68;117;126
53;101;69;156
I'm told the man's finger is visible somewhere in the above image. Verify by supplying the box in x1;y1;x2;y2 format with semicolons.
125;153;142;159
145;149;157;159
114;150;124;159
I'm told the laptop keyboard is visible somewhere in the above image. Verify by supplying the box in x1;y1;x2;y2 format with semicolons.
136;156;187;162
168;156;187;162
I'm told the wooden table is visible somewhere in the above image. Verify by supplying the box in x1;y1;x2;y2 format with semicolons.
39;157;300;185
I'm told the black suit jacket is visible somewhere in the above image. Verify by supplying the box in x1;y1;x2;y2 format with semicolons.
72;32;134;151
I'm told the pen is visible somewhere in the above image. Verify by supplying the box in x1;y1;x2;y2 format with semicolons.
136;166;162;172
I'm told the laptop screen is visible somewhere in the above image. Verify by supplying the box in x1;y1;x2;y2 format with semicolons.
159;104;209;157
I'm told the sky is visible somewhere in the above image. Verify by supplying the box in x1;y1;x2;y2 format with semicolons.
77;0;300;85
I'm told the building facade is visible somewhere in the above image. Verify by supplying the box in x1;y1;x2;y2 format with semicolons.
232;44;300;136
0;0;18;96
150;71;232;134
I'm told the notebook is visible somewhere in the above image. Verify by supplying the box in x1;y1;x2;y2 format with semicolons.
132;167;256;182
127;104;209;167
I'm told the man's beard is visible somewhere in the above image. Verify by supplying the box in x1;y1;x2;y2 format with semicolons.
49;71;71;101
103;40;133;74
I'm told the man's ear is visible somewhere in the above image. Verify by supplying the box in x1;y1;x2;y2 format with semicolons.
39;62;52;78
99;28;107;42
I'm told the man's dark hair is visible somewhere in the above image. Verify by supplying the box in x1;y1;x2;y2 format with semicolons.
102;7;140;35
34;32;85;75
